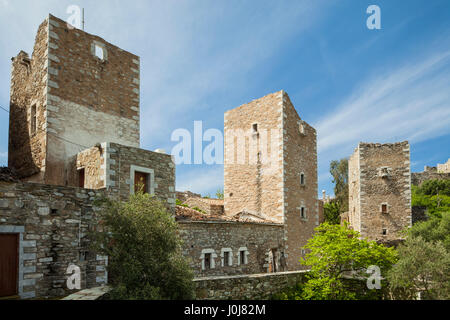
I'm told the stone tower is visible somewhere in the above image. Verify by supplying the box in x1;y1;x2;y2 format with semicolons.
224;90;319;270
8;14;140;185
348;142;412;243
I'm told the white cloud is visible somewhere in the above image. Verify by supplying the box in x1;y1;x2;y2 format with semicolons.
315;50;450;154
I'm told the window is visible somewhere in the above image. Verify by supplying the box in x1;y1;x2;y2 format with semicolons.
134;171;149;194
130;165;154;195
200;249;217;270
252;123;258;133
300;206;307;219
238;247;249;265
204;253;211;270
78;168;85;188
224;252;230;266
382;228;387;236
381;203;389;214
30;104;37;134
300;173;305;186
95;44;104;60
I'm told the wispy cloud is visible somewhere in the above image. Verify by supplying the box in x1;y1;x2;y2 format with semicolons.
315;47;450;192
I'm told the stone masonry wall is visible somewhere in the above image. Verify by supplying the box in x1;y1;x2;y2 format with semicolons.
0;181;108;299
179;221;285;277
356;142;412;241
67;146;105;189
105;143;176;213
223;92;284;223
44;14;140;186
9;19;49;181
411;171;450;186
282;92;318;271
348;147;361;232
194;270;307;300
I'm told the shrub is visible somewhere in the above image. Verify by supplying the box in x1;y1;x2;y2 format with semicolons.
92;192;195;300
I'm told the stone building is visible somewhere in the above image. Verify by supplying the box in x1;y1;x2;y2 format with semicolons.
2;14;321;298
1;14;175;299
223;91;319;271
347;142;412;243
411;162;450;186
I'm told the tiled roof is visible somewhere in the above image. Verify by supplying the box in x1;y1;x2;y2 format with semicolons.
0;167;19;182
175;205;280;225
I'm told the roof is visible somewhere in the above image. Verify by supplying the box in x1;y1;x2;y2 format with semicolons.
0;167;19;182
175;205;281;225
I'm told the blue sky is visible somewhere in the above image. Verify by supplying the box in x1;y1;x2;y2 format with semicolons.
0;0;449;197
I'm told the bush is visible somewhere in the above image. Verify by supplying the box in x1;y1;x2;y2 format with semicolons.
92;192;195;300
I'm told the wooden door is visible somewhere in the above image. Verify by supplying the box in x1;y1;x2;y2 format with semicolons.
0;234;19;297
134;171;148;194
78;168;85;188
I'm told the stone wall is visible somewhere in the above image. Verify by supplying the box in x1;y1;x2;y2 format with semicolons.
282;92;318;271
223;92;284;222
0;181;107;299
348;142;412;241
67;145;105;189
348;147;361;232
9;19;49;180
176;190;202;203
193;270;307;300
437;159;450;173
178;220;285;277
105;143;176;212
8;14;141;186
411;171;450;186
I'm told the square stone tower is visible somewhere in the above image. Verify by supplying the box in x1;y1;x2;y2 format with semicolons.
224;90;319;270
348;142;412;243
8;14;140;185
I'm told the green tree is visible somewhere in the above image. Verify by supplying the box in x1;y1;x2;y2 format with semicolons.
412;184;450;218
92;192;195;300
330;158;349;213
300;223;397;300
323;200;341;225
387;236;450;300
215;188;224;200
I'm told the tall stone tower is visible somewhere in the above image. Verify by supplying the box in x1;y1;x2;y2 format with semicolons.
224;90;319;270
348;142;412;243
9;14;140;185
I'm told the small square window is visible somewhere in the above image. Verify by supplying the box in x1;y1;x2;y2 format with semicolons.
252;123;258;133
382;228;387;235
381;204;388;214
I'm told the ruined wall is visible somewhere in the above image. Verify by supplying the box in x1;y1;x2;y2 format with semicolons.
282;92;318;270
348;147;361;232
411;171;450;186
354;142;412;241
8;19;49;180
178;221;285;277
184;197;224;215
224;92;284;222
0;181;108;299
67;146;105;189
437;159;450;173
105;143;176;213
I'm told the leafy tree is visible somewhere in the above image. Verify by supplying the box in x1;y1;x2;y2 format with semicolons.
329;158;349;213
408;212;450;250
323;200;341;225
215;188;224;200
387;236;450;300
300;223;397;300
412;184;450;218
92;192;195;300
419;179;450;196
